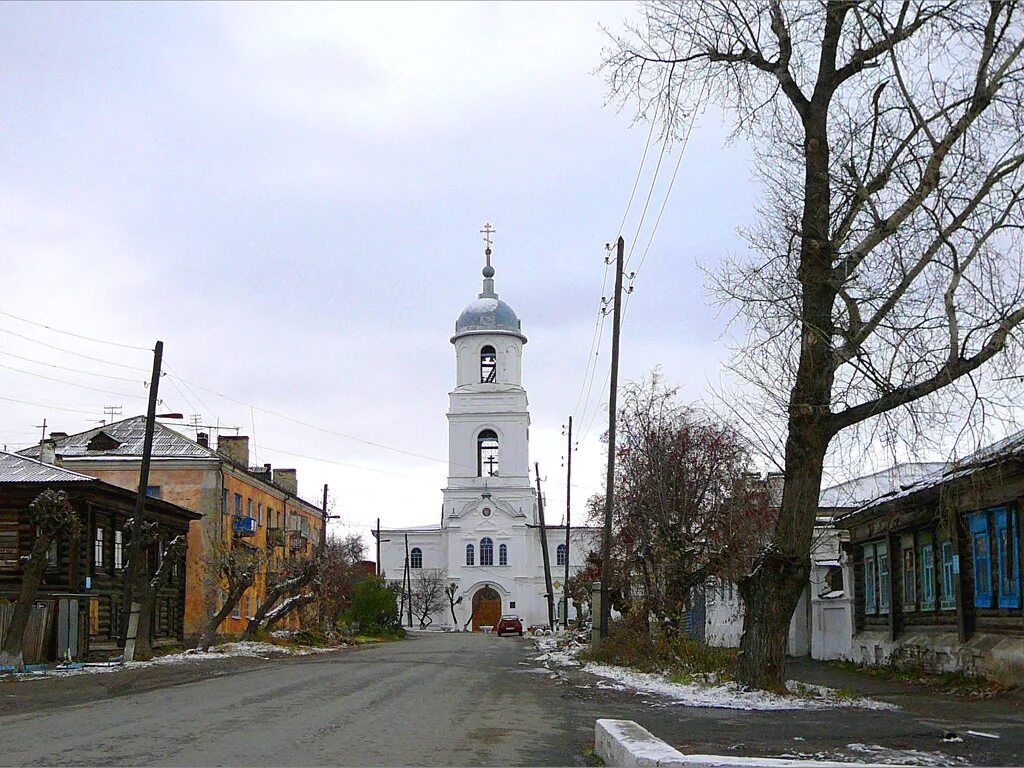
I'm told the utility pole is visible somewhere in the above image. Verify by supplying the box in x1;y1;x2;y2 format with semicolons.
121;340;163;651
563;416;573;630
376;518;381;576
535;462;555;630
404;533;413;628
600;237;624;640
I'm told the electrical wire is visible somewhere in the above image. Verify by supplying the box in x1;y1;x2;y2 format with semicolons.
0;361;146;399
0;310;150;351
0;395;106;416
0;348;147;383
0;326;150;372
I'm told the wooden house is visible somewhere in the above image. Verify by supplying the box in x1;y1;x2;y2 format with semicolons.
0;451;200;661
838;434;1023;684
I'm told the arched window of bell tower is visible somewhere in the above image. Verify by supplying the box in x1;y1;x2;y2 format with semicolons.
477;429;499;477
480;345;497;383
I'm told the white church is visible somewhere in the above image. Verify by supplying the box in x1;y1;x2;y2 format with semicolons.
376;232;600;631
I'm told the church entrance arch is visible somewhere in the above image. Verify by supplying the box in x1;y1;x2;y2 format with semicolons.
471;585;502;632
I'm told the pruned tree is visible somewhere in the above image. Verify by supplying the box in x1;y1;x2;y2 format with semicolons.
0;490;80;668
199;540;263;651
410;568;446;629
593;373;771;633
133;533;187;661
604;1;1024;689
444;582;462;628
240;558;317;641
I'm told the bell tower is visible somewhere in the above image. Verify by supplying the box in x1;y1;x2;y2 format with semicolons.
443;225;536;524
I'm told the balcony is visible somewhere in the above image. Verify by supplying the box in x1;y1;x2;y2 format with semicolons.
232;515;256;538
266;527;286;548
288;530;308;551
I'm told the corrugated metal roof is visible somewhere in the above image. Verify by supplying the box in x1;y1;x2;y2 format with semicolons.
19;416;215;459
0;451;96;483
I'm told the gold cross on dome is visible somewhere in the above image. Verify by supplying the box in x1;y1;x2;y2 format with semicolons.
480;222;495;254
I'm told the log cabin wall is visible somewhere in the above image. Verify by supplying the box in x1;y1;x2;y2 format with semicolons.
0;480;195;661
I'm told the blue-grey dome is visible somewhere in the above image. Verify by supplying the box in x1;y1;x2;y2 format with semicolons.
452;241;527;342
455;296;523;337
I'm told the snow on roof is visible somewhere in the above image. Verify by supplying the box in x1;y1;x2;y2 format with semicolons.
18;416;214;460
0;451;96;483
818;462;947;510
845;428;1024;517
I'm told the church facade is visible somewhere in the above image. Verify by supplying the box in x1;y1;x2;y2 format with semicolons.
376;238;599;631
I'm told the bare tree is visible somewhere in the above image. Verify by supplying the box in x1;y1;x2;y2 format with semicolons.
604;1;1024;688
133;534;187;660
199;540;263;651
0;490;80;668
314;533;367;627
444;582;463;628
410;569;446;629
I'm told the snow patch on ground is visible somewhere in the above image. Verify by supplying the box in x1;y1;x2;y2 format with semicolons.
842;743;969;766
582;663;897;711
529;634;896;712
2;641;340;682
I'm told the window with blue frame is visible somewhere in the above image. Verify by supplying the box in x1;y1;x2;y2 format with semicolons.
410;547;422;569
862;542;891;615
970;511;993;608
919;540;935;611
864;546;877;614
465;543;474;566
994;507;1021;609
480;537;494;566
940;540;956;610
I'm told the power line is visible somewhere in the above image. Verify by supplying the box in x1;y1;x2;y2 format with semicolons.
0;395;106;416
0;361;147;399
0;310;150;351
0;348;147;383
255;445;408;478
0;326;150;372
163;366;457;469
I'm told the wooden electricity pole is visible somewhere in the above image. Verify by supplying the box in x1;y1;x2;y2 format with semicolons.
121;340;163;647
535;462;555;630
600;237;624;640
404;533;413;628
376;518;381;576
563;416;572;629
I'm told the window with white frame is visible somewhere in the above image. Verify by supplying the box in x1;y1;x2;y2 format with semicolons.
410;547;423;569
114;530;124;570
556;543;567;566
480;537;494;566
466;543;474;566
93;527;105;573
499;543;507;566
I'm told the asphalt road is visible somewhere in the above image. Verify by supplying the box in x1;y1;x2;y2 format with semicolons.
0;632;586;766
2;632;1022;766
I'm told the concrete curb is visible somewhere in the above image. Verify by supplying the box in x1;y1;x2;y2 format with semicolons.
595;720;899;768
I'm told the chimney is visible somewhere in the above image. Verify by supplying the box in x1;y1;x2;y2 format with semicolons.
39;439;57;466
50;431;69;441
217;435;250;466
196;431;210;448
273;468;297;495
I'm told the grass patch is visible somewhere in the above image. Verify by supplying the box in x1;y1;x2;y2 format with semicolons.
826;659;1009;697
581;743;605;766
578;618;736;682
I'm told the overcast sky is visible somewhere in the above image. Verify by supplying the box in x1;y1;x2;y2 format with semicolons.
0;1;762;549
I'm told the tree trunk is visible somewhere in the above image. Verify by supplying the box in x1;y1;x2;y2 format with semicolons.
266;593;314;629
240;565;315;641
134;575;155;661
0;533;51;667
200;581;250;651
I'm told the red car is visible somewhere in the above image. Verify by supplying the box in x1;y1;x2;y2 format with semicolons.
495;615;524;636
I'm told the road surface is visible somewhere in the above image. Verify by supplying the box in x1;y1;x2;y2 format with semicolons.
3;631;1022;766
1;632;583;766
